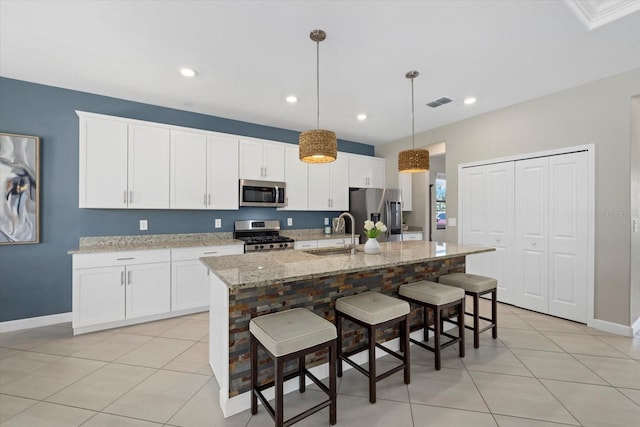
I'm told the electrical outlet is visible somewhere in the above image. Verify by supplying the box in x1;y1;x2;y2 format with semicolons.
287;218;293;226
324;217;329;225
214;218;222;228
139;219;148;231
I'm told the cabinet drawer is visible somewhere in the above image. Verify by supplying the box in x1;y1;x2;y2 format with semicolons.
171;245;244;261
317;238;349;248
403;233;423;241
294;240;318;250
73;249;171;269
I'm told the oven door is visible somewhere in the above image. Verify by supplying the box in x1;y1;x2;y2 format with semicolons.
239;179;287;207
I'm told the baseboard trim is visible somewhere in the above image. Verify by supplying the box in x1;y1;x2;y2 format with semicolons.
589;318;635;337
632;316;640;336
0;312;72;333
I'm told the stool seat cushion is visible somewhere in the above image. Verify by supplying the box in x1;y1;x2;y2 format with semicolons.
249;308;336;357
439;273;497;293
399;281;465;305
336;291;410;325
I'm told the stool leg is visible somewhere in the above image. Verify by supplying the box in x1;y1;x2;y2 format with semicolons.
299;355;305;393
492;289;498;339
434;306;442;370
336;312;343;377
368;325;376;404
458;300;465;358
473;293;480;349
275;357;284;427
402;317;410;384
423;305;429;342
250;335;258;415
329;340;337;425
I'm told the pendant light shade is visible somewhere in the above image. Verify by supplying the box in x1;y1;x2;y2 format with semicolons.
398;70;429;173
299;29;337;163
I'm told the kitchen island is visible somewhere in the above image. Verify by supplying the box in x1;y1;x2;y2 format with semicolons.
202;240;493;417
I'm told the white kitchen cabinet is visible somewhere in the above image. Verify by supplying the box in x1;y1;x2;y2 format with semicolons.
279;146;308;210
308;155;349;211
171;245;243;311
348;154;386;188
72;249;171;334
399;172;412;211
170;131;239;210
293;240;318;250
402;232;423;241
239;138;285;181
78;112;170;209
317;237;350;248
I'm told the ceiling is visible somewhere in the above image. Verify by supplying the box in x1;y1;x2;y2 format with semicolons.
1;0;639;146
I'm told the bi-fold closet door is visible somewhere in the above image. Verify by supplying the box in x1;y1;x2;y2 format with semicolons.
462;151;588;323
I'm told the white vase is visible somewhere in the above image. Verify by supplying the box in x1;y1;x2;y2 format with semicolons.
364;237;381;254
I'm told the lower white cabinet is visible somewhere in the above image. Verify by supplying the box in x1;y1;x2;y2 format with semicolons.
171;245;243;311
293;240;317;250
402;232;423;241
317;237;351;248
72;249;171;333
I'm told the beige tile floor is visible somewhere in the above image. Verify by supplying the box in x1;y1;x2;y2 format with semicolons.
1;302;639;427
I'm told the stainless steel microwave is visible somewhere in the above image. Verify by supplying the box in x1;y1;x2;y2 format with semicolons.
239;179;287;208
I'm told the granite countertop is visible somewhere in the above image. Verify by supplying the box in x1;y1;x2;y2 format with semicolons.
201;240;494;289
280;229;359;241
68;232;243;254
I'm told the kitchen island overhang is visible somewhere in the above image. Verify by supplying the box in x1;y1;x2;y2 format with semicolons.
202;240;494;417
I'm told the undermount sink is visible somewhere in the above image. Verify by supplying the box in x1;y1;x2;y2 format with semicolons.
303;247;355;257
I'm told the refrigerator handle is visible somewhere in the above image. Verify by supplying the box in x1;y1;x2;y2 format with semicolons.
385;200;391;239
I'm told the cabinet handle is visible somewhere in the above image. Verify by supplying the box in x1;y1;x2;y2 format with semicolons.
129;191;133;204
123;191;127;204
531;241;537;246
208;194;211;206
120;271;125;286
127;271;132;284
204;193;207;206
263;167;267;177
116;257;135;261
203;251;218;255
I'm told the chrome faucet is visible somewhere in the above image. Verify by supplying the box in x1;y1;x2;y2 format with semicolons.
338;212;357;255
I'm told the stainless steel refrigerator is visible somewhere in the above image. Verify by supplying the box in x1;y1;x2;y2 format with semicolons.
348;188;403;243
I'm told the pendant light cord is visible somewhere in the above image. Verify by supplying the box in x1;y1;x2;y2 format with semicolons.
316;38;320;129
411;76;415;150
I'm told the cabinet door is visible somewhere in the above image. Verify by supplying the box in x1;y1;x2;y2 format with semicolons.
348;154;369;187
515;157;549;313
403;233;422;241
280;146;308;210
208;135;239;209
239;139;265;180
172;260;209;311
73;266;125;327
79;117;128;208
262;141;285;181
399;173;412;211
125;263;171;319
128;124;171;208
308;163;332;210
548;152;588;322
171;130;208;209
329;155;349;211
368;157;386;188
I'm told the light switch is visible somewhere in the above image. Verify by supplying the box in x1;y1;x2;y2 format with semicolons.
448;217;457;227
214;218;222;228
287;218;293;226
139;219;148;231
324;217;329;225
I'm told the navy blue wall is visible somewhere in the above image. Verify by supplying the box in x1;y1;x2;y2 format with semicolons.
0;77;374;322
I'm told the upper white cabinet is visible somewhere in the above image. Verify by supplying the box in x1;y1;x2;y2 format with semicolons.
280;146;309;210
170;131;239;210
79;114;170;209
399;173;412;211
348;154;385;188
308;155;349;211
239;138;285;181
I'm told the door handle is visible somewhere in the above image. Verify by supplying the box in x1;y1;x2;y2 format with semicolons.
127;271;132;284
120;271;125;286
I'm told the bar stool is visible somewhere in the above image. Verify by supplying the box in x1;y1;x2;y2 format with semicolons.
249;307;337;427
438;273;498;348
398;280;465;370
335;291;410;404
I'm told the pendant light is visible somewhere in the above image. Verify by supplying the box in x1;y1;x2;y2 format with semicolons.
299;29;337;163
398;70;429;173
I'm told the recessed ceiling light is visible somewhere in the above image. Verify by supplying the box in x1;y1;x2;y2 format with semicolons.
357;113;367;121
286;95;298;103
464;97;477;105
180;68;197;78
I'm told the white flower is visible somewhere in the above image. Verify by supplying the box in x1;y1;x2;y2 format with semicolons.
377;223;387;233
364;219;386;238
364;220;375;231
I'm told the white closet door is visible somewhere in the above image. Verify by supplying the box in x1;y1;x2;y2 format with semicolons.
515;157;549;312
548;152;588;322
461;166;487;275
485;162;515;304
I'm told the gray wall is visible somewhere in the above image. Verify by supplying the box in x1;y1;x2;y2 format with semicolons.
0;77;374;322
377;68;640;327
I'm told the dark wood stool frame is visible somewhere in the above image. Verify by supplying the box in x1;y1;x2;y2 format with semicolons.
250;334;337;427
335;310;410;404
398;294;465;370
449;288;498;348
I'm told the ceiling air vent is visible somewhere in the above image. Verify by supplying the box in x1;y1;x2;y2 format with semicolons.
426;97;453;108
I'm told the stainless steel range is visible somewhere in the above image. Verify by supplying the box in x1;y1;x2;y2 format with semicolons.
234;220;294;252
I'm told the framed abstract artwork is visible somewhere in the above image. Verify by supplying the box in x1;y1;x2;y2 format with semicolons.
0;132;40;244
